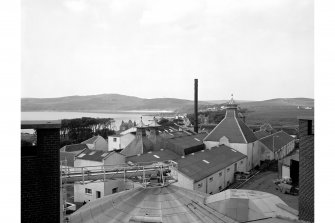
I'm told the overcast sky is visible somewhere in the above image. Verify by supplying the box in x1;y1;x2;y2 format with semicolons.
21;0;313;101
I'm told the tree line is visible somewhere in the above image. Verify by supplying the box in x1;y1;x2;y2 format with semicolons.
60;117;116;146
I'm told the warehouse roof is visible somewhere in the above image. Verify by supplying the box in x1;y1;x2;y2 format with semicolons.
75;148;115;162
178;145;246;182
204;109;257;143
259;131;295;152
126;149;180;163
254;130;271;140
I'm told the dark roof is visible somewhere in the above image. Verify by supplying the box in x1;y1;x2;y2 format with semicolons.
165;133;207;155
297;116;314;120
204;109;257;143
75;148;113;162
254;130;271;140
60;152;76;167
126;150;180;163
81;135;100;144
61;144;88;153
177;145;247;182
120;135;163;157
259;131;295;152
127;144;246;182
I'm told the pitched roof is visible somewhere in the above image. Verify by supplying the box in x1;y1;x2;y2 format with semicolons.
165;133;207;155
204;109;257;143
177;145;247;182
254;130;271;140
120;135;164;157
75;148;114;162
80;135;100;144
126;149;180;163
259;131;295;152
61;143;89;153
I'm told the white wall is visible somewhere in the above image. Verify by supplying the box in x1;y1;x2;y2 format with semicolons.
120;134;136;150
74;159;102;169
204;141;219;149
104;179;126;195
172;169;194;191
108;136;120;151
203;169;226;194
74;181;105;203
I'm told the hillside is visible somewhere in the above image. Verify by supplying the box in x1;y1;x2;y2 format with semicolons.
21;94;211;112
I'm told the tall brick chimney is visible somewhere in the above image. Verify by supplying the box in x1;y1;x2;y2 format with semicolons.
194;79;198;133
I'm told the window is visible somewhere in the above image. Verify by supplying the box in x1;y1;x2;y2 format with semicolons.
198;183;203;188
113;138;117;142
227;168;230;172
240;160;243;164
209;192;213;195
112;188;118;194
85;188;92;195
209;177;213;182
219;186;222;191
96;191;101;198
219;172;222;177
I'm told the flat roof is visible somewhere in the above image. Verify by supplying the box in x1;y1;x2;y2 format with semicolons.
297;116;314;120
21;120;61;129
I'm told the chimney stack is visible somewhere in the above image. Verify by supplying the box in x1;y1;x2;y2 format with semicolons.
194;79;198;133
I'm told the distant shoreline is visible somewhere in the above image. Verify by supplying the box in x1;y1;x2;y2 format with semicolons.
21;110;176;115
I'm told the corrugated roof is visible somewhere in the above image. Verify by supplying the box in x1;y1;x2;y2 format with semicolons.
259;131;295;152
254;130;271;140
75;148;113;162
178;145;246;182
204;109;257;143
69;184;238;223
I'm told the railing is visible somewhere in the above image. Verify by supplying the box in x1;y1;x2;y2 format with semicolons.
60;160;178;188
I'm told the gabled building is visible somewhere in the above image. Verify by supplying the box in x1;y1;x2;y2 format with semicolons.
203;96;260;171
80;135;108;151
73;148;127;203
258;131;295;161
108;132;136;151
60;144;89;167
127;144;247;195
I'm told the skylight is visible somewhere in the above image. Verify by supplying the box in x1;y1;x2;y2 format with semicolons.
89;151;96;155
77;154;85;158
194;138;200;141
153;155;160;159
231;149;237;152
101;153;108;157
203;160;210;164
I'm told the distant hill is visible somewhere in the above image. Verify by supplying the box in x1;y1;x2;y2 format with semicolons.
21;94;211;113
240;98;314;108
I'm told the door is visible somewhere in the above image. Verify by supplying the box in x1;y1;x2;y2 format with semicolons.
96;191;101;199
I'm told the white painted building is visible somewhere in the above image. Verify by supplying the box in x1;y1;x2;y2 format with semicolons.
203;96;260;171
73;148;127;203
258;130;296;161
108;133;136;151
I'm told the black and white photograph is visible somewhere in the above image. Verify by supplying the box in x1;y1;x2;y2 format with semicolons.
10;0;320;222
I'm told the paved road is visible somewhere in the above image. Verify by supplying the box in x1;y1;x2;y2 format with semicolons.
238;171;299;210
